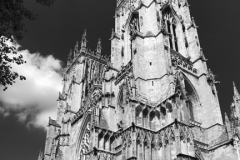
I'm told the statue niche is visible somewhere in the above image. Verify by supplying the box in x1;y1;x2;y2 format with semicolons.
116;83;130;129
129;12;140;38
117;83;129;111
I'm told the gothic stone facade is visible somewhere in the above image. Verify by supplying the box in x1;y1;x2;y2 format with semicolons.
39;0;240;160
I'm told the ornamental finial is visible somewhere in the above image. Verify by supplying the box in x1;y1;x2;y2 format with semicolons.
81;29;87;50
233;82;240;100
96;38;102;55
67;49;73;66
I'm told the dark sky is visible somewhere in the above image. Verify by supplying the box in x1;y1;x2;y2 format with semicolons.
1;0;240;160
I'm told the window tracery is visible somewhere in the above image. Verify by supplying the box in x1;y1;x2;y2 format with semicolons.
162;7;179;52
184;78;200;121
79;122;91;160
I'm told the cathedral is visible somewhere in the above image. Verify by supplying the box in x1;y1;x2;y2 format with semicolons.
39;0;240;159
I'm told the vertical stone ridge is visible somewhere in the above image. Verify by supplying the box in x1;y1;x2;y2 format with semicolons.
233;81;240;100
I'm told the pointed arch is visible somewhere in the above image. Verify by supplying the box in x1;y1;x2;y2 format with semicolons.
135;104;144;126
143;107;149;128
115;83;128;128
96;63;102;78
117;84;124;109
161;4;180;52
123;11;141;63
161;3;180;22
84;60;90;96
149;110;156;130
182;74;200;102
85;59;90;83
100;65;108;81
75;113;92;159
89;60;96;81
177;72;201;121
125;11;140;33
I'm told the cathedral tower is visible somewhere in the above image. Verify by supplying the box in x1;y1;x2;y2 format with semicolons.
40;0;240;160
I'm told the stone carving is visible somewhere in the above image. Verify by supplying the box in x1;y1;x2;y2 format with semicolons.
72;75;81;85
115;61;133;85
233;136;240;149
79;122;91;160
71;89;102;125
41;1;238;160
169;47;198;74
206;69;220;95
57;92;67;101
129;13;140;37
59;135;70;146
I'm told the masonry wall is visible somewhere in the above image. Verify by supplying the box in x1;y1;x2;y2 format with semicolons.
41;1;238;160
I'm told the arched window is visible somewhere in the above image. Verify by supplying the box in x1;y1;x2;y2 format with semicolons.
143;108;149;128
184;78;200;121
84;62;89;96
118;84;126;109
89;61;96;82
162;6;179;52
117;83;128;124
177;72;201;121
127;11;140;63
149;111;155;130
135;105;143;126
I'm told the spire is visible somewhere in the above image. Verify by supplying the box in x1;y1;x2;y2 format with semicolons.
73;41;79;58
110;28;120;40
230;102;236;119
225;112;230;123
74;41;79;51
81;29;87;44
96;38;102;55
200;48;207;61
233;82;240;100
110;28;115;40
38;150;43;160
191;17;198;28
67;49;73;66
231;82;240;119
187;17;198;30
82;29;87;40
225;112;233;139
80;29;87;53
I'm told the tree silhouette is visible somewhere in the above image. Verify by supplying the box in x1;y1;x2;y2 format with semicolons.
0;0;55;91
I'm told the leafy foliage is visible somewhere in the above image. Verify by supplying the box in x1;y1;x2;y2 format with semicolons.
0;0;36;40
0;36;26;91
0;0;55;91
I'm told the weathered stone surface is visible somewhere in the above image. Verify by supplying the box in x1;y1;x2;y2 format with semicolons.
40;0;240;160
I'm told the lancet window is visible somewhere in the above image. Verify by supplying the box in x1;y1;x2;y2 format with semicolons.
117;84;128;114
184;79;200;121
84;61;91;97
162;8;179;52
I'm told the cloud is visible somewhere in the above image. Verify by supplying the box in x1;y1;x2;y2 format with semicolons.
0;44;63;130
0;106;10;117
